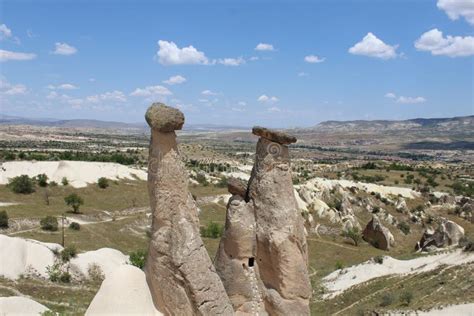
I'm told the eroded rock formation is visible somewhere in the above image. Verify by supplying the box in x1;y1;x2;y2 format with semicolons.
416;218;465;251
362;215;395;250
216;127;311;315
144;103;233;315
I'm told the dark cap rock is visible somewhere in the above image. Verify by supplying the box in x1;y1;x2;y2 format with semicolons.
145;102;185;132
252;126;297;145
227;177;247;197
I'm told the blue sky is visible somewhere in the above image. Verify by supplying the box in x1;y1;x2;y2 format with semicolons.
1;0;473;127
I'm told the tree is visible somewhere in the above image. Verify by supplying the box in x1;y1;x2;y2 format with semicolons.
36;173;48;187
8;175;35;194
40;216;58;231
0;211;9;228
69;222;81;230
97;177;109;189
341;227;362;246
64;193;84;213
61;177;69;186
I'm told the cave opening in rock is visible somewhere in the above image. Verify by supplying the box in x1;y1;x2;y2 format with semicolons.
248;257;255;267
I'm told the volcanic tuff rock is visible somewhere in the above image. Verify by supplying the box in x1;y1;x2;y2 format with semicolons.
227;177;248;199
214;195;267;315
416;219;465;251
144;103;233;315
247;131;311;315
252;126;297;145
145;102;184;132
362;216;395;251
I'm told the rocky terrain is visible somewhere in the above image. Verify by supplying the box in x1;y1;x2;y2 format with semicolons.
0;106;473;315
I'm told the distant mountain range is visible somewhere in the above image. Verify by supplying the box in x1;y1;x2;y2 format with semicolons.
1;114;472;134
307;115;474;133
0;115;247;132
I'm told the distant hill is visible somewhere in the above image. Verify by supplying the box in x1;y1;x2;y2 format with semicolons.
308;115;474;133
0;115;247;133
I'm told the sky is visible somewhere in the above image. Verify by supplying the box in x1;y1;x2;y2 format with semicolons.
0;0;473;128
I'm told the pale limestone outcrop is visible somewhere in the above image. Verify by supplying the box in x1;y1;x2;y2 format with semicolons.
144;103;233;315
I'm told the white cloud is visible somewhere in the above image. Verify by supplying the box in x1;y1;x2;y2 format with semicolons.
414;28;474;57
53;42;77;55
267;106;281;113
298;72;309;77
0;49;36;62
217;57;245;66
163;75;187;85
0;24;12;39
249;56;259;61
238;101;247;106
304;55;325;63
201;90;218;96
87;90;127;103
396;96;426;104
89;78;96;82
156;40;208;65
255;43;275;51
385;92;426;104
258;94;279;103
437;0;474;25
0;78;27;96
349;32;398;59
48;83;79;90
130;85;172;97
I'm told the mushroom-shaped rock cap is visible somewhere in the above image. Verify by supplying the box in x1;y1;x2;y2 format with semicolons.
227;177;247;197
145;103;185;132
252;126;297;145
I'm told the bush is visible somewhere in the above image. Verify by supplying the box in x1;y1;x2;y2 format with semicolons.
200;222;223;239
8;175;35;194
129;250;147;269
459;237;474;252
341;227;362;246
380;293;396;307
87;263;105;283
335;261;344;270
40;216;58;231
36;173;48;187
374;255;384;264
69;222;81;230
195;173;208;186
400;291;413;305
97;177;109;189
46;261;71;283
398;221;411;235
61;177;69;186
61;246;77;262
64;193;84;213
0;211;8;229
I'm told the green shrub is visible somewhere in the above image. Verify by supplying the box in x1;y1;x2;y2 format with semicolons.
36;173;48;187
61;246;77;262
196;173;208;186
374;256;384;264
335;261;344;270
61;177;69;186
97;177;109;189
341;227;362;246
200;222;223;239
0;211;8;229
380;293;396;307
87;263;105;283
40;216;58;231
49;181;58;187
129;250;147;269
398;221;411;235
400;291;413;305
64;193;84;213
46;261;71;283
69;222;81;230
8;175;35;194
